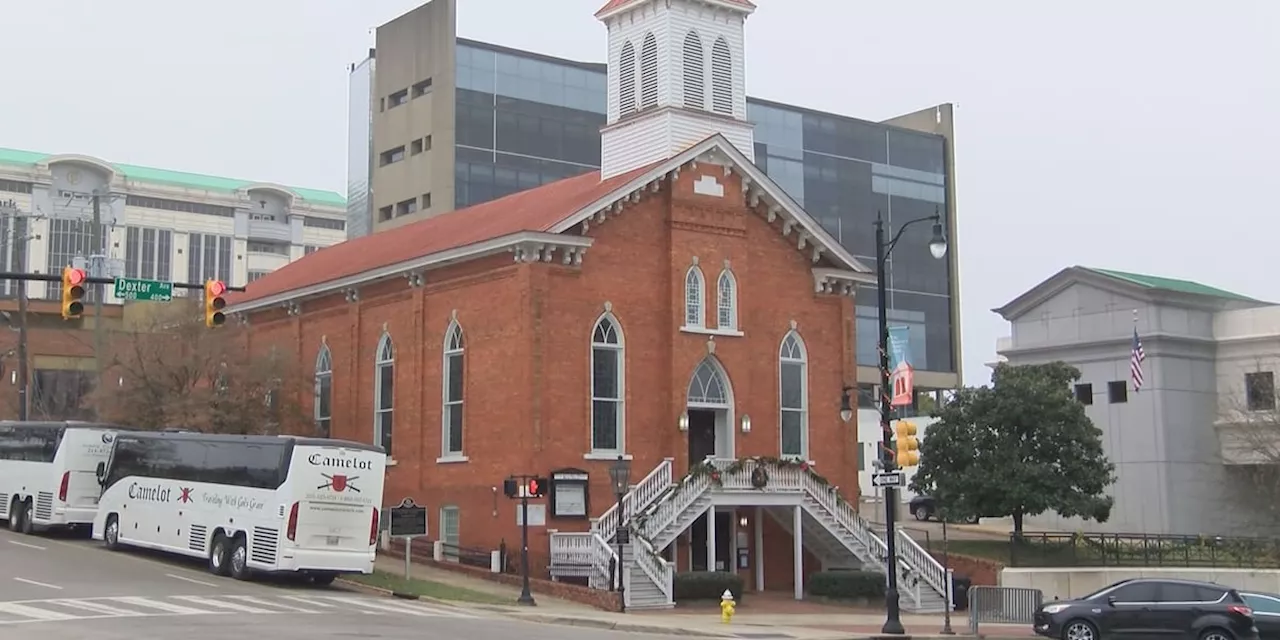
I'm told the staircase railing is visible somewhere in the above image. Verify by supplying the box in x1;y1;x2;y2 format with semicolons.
631;530;674;603
799;472;888;562
591;531;619;590
550;530;618;589
896;526;947;603
636;468;713;542
592;458;674;541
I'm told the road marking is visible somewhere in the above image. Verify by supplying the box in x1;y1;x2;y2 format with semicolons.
12;578;61;590
165;573;217;588
280;595;337;608
0;602;75;621
325;596;451;616
45;599;129;616
107;596;209;615
7;540;46;551
171;596;277;614
225;595;318;613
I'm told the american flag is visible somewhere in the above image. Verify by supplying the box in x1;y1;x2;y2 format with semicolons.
1131;327;1146;392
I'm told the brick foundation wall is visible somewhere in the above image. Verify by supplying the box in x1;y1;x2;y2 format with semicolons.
932;551;1002;586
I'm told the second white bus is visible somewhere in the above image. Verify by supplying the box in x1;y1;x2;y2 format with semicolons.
92;431;386;583
0;421;120;534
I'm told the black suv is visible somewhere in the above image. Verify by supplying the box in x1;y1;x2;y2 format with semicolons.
1033;578;1257;640
908;495;979;524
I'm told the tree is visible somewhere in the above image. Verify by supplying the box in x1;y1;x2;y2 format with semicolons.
1213;362;1280;532
909;361;1117;535
89;300;310;434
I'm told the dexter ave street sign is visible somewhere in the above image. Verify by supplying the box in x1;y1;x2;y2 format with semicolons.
113;277;174;302
871;471;905;488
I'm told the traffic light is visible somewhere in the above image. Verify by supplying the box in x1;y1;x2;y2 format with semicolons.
60;266;86;319
527;477;548;498
502;477;548;498
204;279;227;327
503;478;518;498
895;420;920;467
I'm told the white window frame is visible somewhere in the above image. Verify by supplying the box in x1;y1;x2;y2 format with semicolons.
587;313;627;460
716;269;737;331
374;332;395;462
683;265;705;329
439;321;468;463
439;505;460;561
779;330;808;460
314;345;332;438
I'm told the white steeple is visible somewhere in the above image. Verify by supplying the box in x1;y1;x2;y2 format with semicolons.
596;0;757;180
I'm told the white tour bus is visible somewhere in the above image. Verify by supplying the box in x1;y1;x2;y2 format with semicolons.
93;431;386;584
0;420;120;534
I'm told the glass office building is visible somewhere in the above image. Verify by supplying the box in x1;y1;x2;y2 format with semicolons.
449;39;954;375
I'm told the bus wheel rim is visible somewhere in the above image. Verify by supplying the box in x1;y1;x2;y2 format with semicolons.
233;546;246;571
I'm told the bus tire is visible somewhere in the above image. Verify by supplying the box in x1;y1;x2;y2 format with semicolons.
208;533;232;577
5;498;20;532
229;535;252;581
103;514;121;550
310;572;337;586
19;501;33;535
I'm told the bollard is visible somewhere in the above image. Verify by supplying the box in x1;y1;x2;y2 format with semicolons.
720;589;736;624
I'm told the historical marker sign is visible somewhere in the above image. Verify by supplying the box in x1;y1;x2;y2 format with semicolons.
389;497;428;537
113;277;174;302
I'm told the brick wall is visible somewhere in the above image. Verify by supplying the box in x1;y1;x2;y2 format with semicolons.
933;551;1002;586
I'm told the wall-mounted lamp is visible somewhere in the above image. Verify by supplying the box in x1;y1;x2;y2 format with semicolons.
8;371;13;385
739;516;748;528
740;414;751;434
678;411;690;431
118;376;124;388
840;385;854;423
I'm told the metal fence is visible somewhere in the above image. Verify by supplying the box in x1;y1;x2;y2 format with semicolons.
1009;532;1280;568
440;542;494;569
967;586;1043;635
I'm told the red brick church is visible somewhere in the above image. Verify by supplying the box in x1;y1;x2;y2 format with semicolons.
229;0;949;611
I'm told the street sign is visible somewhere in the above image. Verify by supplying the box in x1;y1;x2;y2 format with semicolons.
113;277;174;302
871;471;905;488
389;497;428;537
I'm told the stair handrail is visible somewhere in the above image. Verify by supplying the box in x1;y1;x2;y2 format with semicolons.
593;458;674;540
800;473;888;559
896;526;948;603
631;529;674;603
636;466;713;542
591;531;619;590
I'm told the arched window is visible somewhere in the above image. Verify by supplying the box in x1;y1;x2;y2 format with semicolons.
688;357;729;407
314;345;332;438
640;32;658;110
374;333;394;454
442;321;465;458
591;314;625;454
682;30;705;109
779;331;808;459
711;36;732;115
716;269;737;331
684;265;705;328
619;41;637;114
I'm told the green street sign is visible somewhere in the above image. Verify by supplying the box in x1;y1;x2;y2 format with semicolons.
113;277;174;302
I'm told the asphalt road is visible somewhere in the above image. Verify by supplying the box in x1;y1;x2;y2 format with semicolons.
0;526;674;639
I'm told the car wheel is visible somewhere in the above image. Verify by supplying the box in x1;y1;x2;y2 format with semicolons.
1199;628;1234;640
1062;619;1098;640
103;514;121;550
914;506;931;521
208;534;231;576
965;515;980;524
229;536;252;581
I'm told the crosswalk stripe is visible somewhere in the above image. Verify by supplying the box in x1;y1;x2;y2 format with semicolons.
399;602;474;618
171;596;278;614
322;597;455;617
107;597;210;615
0;603;76;621
280;595;337;608
45;599;131;616
225;595;319;613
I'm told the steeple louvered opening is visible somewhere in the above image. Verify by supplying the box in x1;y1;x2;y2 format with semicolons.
682;30;705;110
640;32;659;110
711;36;732;115
619;41;637;115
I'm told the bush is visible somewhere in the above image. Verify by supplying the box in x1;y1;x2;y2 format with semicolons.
673;571;745;602
807;570;886;600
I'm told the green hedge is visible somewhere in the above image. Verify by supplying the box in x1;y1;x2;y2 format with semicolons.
807;570;886;600
673;571;745;601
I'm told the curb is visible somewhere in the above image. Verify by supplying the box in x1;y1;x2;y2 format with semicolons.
508;614;735;637
333;578;465;609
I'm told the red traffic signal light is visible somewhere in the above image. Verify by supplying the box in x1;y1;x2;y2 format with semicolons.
61;266;87;319
207;279;226;297
66;268;85;286
527;479;541;497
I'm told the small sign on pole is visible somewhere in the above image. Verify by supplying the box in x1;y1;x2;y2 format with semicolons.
389;498;427;580
871;471;905;488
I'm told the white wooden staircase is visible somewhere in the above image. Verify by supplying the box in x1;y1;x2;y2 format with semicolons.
549;457;951;612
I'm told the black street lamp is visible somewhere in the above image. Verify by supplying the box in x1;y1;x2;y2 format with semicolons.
873;209;947;635
608;455;632;613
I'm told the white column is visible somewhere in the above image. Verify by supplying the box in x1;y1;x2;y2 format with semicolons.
754;506;764;592
792;505;803;600
707;506;717;572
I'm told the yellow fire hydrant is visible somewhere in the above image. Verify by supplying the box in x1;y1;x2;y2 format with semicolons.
720;589;736;624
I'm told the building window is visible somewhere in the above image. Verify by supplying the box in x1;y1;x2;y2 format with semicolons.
374;333;395;455
246;270;271;283
303;216;345;230
0;179;33;194
1247;371;1276;412
684;265;705;328
126;195;234;218
710;36;732;115
780;331;808;459
1108;380;1128;404
421;193;432;210
1074;383;1093;405
439;506;460;555
442;321;465;458
378;205;393;222
411;78;433;98
682;30;705;109
315;345;332;438
716;269;737;331
619;41;637;114
380;146;406;166
246;241;289;255
186;233;233;286
395;198;417;216
639;32;658;110
411;138;425;156
124;226;173;282
303;245;319;255
0;215;28;296
388;88;409;108
591;314;624;454
45;219;108;300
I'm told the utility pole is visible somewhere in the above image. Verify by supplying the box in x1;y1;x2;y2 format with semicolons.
90;191;104;406
0;200;30;421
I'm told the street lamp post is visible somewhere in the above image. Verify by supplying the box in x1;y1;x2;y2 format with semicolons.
609;455;632;614
874;209;947;635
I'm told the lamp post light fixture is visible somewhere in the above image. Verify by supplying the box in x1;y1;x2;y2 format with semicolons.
608;455;632;613
840;385;854;423
873;208;947;636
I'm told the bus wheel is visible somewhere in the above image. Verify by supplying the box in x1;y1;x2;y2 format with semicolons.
103;515;121;550
5;499;20;532
310;572;337;587
229;536;252;581
208;534;231;577
19;501;34;535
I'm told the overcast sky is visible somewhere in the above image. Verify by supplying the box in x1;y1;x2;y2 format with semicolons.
2;0;1276;386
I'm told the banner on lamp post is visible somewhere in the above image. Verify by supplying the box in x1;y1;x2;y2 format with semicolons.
888;326;914;407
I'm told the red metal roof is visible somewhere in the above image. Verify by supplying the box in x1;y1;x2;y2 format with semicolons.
231;163;660;306
594;0;755;18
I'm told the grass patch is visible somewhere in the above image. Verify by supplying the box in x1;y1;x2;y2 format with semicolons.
345;570;513;604
936;539;1014;563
